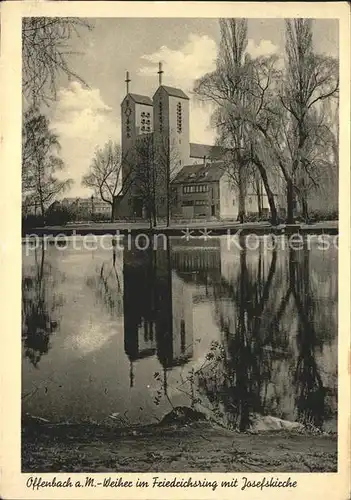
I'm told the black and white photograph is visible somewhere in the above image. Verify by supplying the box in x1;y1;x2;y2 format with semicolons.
1;3;350;496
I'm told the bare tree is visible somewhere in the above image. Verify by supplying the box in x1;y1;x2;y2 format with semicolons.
194;19;279;224
131;134;157;227
22;17;93;106
247;21;338;223
82;141;130;221
278;19;339;222
22;106;73;218
123;134;181;227
195;19;250;223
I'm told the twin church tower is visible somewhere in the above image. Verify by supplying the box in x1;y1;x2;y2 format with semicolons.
117;63;191;219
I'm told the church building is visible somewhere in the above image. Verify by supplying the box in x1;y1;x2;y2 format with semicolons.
113;63;270;221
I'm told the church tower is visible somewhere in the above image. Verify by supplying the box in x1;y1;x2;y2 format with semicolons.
152;63;190;219
120;72;153;216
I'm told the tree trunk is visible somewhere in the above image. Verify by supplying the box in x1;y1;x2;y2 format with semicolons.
237;166;246;224
252;154;278;225
110;198;114;222
286;179;295;224
256;178;262;218
298;177;309;223
301;195;309;223
39;193;45;219
166;184;171;227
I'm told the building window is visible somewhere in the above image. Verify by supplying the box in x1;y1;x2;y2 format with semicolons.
177;102;182;133
183;184;209;194
182;200;194;207
159;101;163;132
194;200;208;206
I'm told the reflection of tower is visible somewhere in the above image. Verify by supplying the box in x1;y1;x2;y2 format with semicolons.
154;246;194;371
123;244;157;387
123;239;194;389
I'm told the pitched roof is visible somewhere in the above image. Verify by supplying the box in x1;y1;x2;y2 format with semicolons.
190;143;228;160
156;85;189;100
128;93;153;106
172;161;225;184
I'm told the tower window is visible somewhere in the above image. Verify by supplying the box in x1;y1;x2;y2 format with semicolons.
177;102;182;133
159;101;163;132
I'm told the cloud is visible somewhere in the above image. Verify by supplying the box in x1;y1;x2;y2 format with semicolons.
50;82;119;197
52;81;116;139
139;34;217;91
55;81;111;114
246;39;279;58
189;101;216;145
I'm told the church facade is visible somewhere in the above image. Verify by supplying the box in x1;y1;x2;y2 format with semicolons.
113;64;270;221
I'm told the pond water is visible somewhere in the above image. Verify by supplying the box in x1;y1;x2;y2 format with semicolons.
22;234;337;432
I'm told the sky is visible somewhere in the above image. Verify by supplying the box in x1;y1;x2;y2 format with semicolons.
45;18;339;197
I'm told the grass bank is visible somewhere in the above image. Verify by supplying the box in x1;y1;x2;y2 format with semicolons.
22;410;337;473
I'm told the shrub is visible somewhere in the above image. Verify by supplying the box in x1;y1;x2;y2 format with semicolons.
308;210;338;223
45;205;72;226
22;214;45;229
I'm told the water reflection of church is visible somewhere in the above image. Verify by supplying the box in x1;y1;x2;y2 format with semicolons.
123;239;198;386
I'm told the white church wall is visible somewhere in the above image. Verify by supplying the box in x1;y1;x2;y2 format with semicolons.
219;174;238;220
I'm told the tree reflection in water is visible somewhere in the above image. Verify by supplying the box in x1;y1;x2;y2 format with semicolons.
196;236;335;431
196;238;280;430
22;243;64;367
289;247;331;429
85;244;123;319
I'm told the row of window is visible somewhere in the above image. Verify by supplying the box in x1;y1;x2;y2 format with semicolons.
182;200;209;207
141;125;151;133
183;184;208;194
126;101;183;135
177;102;182;133
158;102;163;132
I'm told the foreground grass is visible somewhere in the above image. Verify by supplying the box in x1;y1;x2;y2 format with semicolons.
22;415;337;473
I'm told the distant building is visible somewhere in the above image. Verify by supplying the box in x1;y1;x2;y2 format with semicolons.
61;197;111;218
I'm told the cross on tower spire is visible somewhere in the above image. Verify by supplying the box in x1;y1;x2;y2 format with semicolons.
158;62;164;85
125;71;131;94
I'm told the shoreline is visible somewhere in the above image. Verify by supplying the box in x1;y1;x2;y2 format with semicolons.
22;410;337;473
